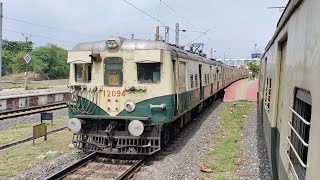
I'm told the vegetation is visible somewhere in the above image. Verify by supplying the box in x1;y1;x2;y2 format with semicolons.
202;102;254;179
247;62;259;76
0;130;73;177
2;40;69;79
0;115;72;177
0;115;69;145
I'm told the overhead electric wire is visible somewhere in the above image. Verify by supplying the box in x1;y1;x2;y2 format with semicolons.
122;0;192;41
3;28;78;44
3;16;101;38
186;27;214;46
160;0;202;32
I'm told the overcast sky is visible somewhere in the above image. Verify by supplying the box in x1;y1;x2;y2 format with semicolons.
1;0;288;58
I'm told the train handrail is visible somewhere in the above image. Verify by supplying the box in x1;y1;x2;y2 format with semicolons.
287;122;309;147
286;137;307;168
289;107;311;125
286;153;300;180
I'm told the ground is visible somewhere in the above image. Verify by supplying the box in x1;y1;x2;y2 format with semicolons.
224;79;258;101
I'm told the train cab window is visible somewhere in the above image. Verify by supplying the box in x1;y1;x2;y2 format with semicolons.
137;63;160;83
104;57;123;86
75;63;92;83
288;89;312;180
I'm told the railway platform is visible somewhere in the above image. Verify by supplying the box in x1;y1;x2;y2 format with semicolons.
224;78;258;101
0;86;69;119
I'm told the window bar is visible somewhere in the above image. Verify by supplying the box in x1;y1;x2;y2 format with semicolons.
287;137;307;168
287;122;309;147
286;153;300;180
289;107;311;125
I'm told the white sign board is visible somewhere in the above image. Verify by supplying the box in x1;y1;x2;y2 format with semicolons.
24;53;31;64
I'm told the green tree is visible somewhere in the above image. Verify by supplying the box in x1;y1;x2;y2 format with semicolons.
247;62;259;76
31;44;68;78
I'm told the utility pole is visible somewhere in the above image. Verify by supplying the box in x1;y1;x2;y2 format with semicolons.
155;26;160;41
22;33;31;90
0;2;2;91
175;23;179;46
164;26;169;43
210;48;213;58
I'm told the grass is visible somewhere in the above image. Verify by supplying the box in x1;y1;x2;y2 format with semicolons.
202;102;254;179
0;115;69;146
0;129;73;177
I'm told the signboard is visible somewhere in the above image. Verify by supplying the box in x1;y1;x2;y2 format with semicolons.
33;123;47;145
109;73;119;86
23;53;32;64
41;112;53;124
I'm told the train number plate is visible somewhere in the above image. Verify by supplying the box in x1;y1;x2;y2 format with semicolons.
104;90;126;97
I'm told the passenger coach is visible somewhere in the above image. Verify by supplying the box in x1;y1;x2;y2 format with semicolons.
67;36;249;155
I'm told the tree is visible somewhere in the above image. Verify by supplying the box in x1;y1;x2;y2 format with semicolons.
1;40;69;79
247;62;259;76
31;44;69;78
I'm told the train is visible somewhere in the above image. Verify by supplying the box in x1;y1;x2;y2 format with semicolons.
67;36;249;155
258;0;319;179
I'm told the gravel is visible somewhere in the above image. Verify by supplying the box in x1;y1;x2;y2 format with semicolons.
235;105;272;179
134;101;272;180
0;108;68;131
134;100;224;180
10;150;90;180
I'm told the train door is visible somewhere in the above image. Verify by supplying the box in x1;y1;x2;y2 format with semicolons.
216;67;219;91
210;66;213;95
275;40;287;179
178;61;187;113
199;64;203;100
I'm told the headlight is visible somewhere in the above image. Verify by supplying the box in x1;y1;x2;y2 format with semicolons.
125;100;136;112
106;36;122;51
106;40;118;49
128;120;144;136
68;118;82;133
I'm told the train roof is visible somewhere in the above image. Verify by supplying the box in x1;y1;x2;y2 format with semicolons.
72;38;245;70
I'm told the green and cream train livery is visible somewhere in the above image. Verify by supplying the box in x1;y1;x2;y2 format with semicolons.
67;36;247;155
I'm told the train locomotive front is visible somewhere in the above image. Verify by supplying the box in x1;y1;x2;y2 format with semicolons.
67;36;175;155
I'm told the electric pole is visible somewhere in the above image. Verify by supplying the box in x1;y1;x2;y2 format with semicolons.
175;23;179;46
0;2;3;91
22;33;31;90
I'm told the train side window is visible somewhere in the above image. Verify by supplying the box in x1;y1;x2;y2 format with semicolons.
137;63;161;83
195;74;198;87
75;63;92;83
268;78;271;110
288;89;312;180
104;57;123;86
264;77;270;111
190;74;194;89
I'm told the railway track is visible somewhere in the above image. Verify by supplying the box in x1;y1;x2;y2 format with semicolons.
0;102;67;120
45;152;147;180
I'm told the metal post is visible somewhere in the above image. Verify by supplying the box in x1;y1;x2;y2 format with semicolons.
155;26;160;41
22;33;31;90
175;23;179;46
164;26;169;43
0;3;2;91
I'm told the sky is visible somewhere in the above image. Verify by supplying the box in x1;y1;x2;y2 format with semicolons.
1;0;288;58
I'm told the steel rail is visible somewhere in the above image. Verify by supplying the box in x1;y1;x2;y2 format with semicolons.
117;156;147;180
0;102;67;120
44;154;147;180
0;126;67;150
44;152;98;180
